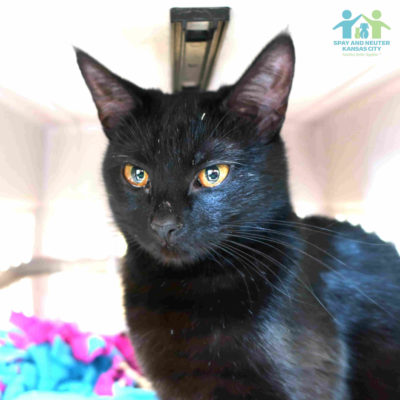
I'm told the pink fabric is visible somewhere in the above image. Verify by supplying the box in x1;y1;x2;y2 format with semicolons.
94;370;115;395
9;312;122;362
114;333;142;373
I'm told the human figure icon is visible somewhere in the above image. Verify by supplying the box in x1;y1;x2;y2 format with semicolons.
360;23;369;39
362;10;391;39
333;10;362;39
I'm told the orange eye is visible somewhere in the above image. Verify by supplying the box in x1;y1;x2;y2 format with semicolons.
198;164;229;188
123;164;149;187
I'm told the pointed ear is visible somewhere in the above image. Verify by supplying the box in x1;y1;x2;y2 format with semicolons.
75;48;142;133
225;33;295;138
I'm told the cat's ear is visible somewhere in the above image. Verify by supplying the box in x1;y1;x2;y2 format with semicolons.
75;48;143;134
225;33;295;138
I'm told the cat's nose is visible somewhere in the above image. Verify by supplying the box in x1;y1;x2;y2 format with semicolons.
150;215;183;244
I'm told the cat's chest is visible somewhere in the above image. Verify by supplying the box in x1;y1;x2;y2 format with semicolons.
122;273;347;400
123;272;263;338
125;295;255;355
125;299;276;399
123;280;266;372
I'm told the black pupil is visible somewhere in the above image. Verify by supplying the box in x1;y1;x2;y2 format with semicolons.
134;168;145;182
206;167;220;182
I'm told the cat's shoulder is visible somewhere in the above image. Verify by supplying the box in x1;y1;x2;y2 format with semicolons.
302;215;382;242
301;216;400;335
299;214;400;275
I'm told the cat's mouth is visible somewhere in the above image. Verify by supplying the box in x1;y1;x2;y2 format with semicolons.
145;236;200;266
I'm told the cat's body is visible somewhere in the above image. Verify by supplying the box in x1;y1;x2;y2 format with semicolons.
121;215;400;400
76;34;400;399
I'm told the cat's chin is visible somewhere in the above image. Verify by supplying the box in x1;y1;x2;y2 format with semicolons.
152;244;198;267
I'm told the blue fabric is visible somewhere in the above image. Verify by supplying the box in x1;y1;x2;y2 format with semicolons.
13;388;158;399
0;336;112;399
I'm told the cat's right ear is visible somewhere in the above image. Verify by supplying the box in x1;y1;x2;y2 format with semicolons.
75;48;143;136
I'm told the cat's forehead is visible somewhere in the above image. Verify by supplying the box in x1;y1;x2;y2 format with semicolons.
157;91;223;128
130;92;237;166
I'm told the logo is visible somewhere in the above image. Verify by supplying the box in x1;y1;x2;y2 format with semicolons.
333;10;391;56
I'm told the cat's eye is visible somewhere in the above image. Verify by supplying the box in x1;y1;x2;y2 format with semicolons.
123;164;149;187
197;164;229;188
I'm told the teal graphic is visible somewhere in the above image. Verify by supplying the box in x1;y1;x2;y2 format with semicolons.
333;10;362;39
359;23;369;38
333;9;390;39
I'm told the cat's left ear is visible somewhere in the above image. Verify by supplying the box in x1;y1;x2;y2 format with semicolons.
75;48;144;135
224;33;295;138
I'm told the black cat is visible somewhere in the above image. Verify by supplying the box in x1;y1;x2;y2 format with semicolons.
76;33;400;399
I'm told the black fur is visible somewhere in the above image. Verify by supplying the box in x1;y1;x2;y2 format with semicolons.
76;33;400;399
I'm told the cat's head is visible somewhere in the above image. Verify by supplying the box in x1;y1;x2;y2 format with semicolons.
76;33;295;266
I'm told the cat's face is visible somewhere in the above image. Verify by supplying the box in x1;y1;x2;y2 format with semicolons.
76;34;295;266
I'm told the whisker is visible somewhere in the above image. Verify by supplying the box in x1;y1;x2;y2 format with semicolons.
227;229;396;320
226;232;338;322
208;109;231;138
223;220;390;246
217;240;294;301
222;240;287;287
226;225;348;268
207;241;254;305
